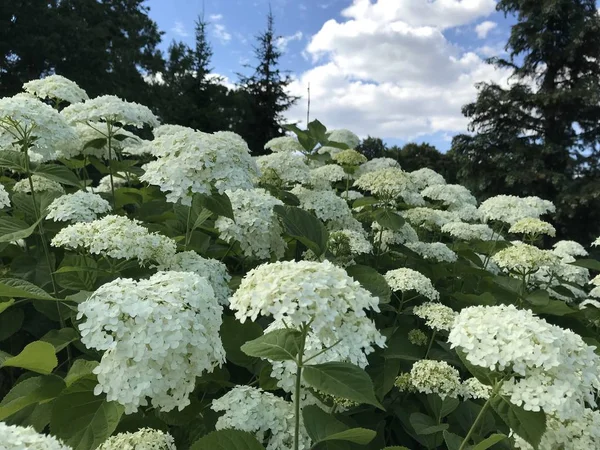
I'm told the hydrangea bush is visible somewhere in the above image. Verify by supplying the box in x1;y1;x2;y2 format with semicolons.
1;76;600;450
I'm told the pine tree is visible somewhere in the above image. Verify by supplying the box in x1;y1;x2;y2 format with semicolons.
451;0;600;241
236;8;298;154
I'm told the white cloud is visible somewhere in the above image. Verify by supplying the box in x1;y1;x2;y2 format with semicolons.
475;20;497;39
276;31;304;52
171;21;189;38
213;23;232;44
210;14;223;21
284;0;510;140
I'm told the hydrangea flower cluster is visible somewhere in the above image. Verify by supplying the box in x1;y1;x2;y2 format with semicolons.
509;218;556;237
74;122;142;159
329;229;372;256
402;207;460;231
384;268;439;300
212;386;311;450
264;136;305;153
327;129;360;148
78;271;225;413
159;250;231;305
140;130;259;205
355;157;400;177
449;305;600;419
61;95;159;128
309;164;346;189
441;222;497;241
409;168;446;190
413;302;457;331
491;242;559;274
46;191;111;223
93;173;128;193
408;329;428;346
215;188;286;260
291;186;362;232
409;360;462;399
23;74;89;105
461;377;492;400
51;214;176;266
354;168;424;205
405;241;458;263
12;175;65;194
97;428;175;450
479;195;556;225
552;240;588;259
0;422;71;450
372;221;419;250
0;184;10;209
0;93;81;162
256;152;310;186
153;123;195;138
332;149;367;166
422;184;477;209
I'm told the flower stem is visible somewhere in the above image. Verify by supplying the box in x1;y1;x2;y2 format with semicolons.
294;326;308;450
424;330;437;358
459;381;503;450
106;122;116;209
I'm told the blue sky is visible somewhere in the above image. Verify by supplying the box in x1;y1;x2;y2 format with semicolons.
145;0;517;151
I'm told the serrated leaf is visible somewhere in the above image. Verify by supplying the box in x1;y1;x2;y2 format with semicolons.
570;259;600;271
0;299;15;315
303;362;384;410
0;375;65;420
190;430;266;450
83;137;108;150
40;328;79;352
526;290;550;306
0;278;57;300
51;377;124;450
201;192;234;220
473;433;508;450
0;217;41;243
1;341;57;374
241;329;302;361
443;431;463;450
490;395;545;449
374;209;405;230
0;150;28;172
34;163;82;188
274;205;328;256
345;265;391;303
410;412;449;435
220;316;263;369
64;360;99;387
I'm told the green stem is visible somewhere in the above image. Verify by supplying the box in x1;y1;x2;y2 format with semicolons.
424;330;437;359
106;122;116;209
184;205;192;251
294;326;309;450
459;394;494;450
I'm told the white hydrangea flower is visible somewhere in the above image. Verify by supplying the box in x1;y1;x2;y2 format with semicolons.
92;173;128;193
153;124;196;138
291;185;362;232
581;299;600;309
212;386;311;450
329;229;372;256
267;316;385;393
354;168;424;205
344;190;364;201
531;255;589;302
449;304;600;420
491;242;559;274
332;149;367;166
141;130;259;206
553;241;588;259
0;184;10;208
97;428;175;450
355;157;400;177
215;188;286;260
78;271;225;414
413;302;457;331
256;152;310;186
509;218;556;237
590;274;600;287
12;175;65;194
51;214;176;266
0;422;71;450
159;250;231;305
23;75;88;105
422;184;477;209
0;93;81;162
410;168;446;190
264;136;305;153
61;95;159;128
513;408;600;450
410;360;462;399
406;242;458;263
479;195;555;225
448;203;483;222
441;222;497;241
230;260;380;333
384;268;439;301
327;129;360;149
372;221;419;251
592;237;600;247
309;164;346;190
402;207;460;231
46;191;111;223
461;377;492;400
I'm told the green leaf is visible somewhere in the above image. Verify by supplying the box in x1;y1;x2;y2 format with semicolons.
0;307;23;341
34;163;82;188
346;265;391;303
443;431;463;450
0;278;57;300
322;429;376;445
0;375;65;420
56;254;98;291
303;362;384;410
302;406;376;445
490;395;545;449
374;209;405;230
351;197;379;208
453;292;496;307
473;433;508;450
220;316;263;369
241;329;302;361
1;341;57;374
64;360;99;387
531;299;575;316
409;413;449;435
0;217;41;243
0;299;15;315
190;430;266;450
50;377;124;450
83;137;108;150
40;328;79;352
383;330;424;361
382;448;410;450
526;290;550;306
274;205;329;256
0;150;28;172
201;192;234;220
570;259;600;271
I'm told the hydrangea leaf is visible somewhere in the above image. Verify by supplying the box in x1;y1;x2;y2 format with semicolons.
302;405;376;445
273;204;328;256
190;430;266;450
346;265;392;304
0;375;65;420
0;341;57;374
473;433;508;450
489;394;545;449
241;328;302;361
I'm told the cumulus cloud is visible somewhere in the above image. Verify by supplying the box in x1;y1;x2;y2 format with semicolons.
276;31;304;51
213;23;232;44
475;20;498;38
284;0;510;141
